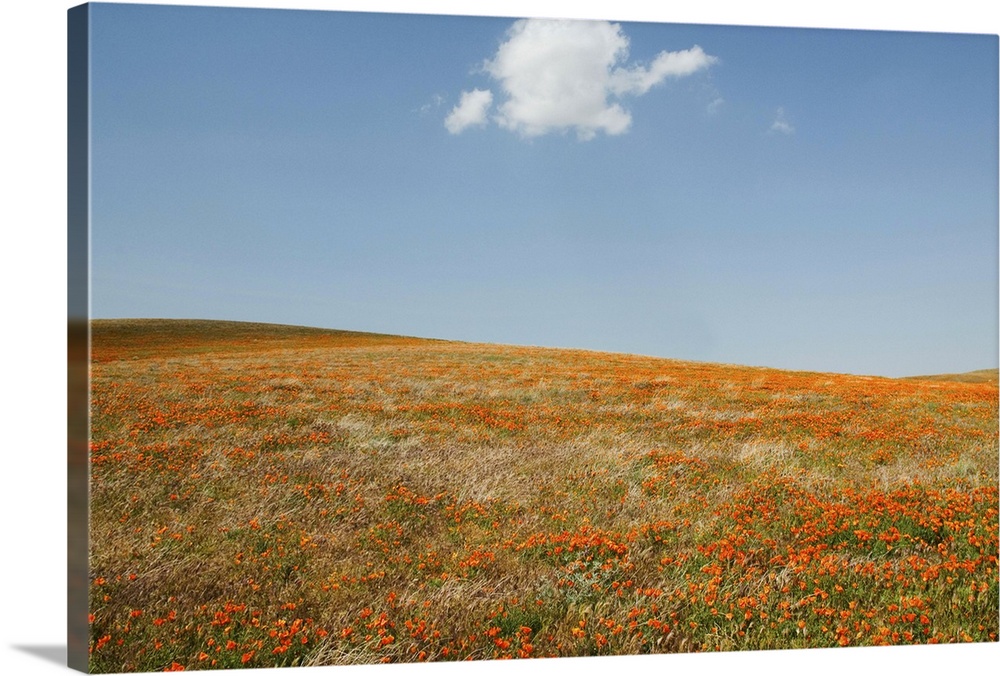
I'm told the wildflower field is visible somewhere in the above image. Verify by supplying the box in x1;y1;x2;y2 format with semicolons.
87;319;999;672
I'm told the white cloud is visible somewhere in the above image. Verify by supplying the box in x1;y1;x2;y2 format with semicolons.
446;18;718;141
608;45;718;96
444;89;494;134
707;97;725;115
770;107;795;135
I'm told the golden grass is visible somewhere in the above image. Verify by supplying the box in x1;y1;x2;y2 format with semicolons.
903;369;999;384
86;320;999;671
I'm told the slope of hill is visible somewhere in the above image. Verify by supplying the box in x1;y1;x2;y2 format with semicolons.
902;368;999;384
83;319;999;670
90;318;432;361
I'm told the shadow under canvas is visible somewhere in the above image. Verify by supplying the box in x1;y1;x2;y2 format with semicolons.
14;644;68;667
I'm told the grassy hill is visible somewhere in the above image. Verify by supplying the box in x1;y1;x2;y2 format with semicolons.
90;318;431;361
902;368;999;384
85;319;999;671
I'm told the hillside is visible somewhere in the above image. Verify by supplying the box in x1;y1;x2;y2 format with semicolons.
90;318;433;362
85;319;999;670
902;368;999;384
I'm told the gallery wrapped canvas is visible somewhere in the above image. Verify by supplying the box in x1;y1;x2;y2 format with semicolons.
69;1;998;673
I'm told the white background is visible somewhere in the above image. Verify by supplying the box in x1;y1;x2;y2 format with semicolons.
1;1;997;675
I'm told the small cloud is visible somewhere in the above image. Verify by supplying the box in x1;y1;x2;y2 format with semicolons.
769;107;795;135
448;18;718;141
418;94;445;115
608;45;718;96
707;97;724;115
444;89;494;134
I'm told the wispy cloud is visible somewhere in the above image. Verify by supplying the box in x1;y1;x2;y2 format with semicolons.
444;89;493;134
446;18;718;141
608;45;718;96
769;107;795;135
418;94;445;115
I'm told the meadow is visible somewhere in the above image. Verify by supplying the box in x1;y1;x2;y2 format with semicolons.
87;319;998;671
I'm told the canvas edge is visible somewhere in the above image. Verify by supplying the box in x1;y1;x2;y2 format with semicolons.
68;3;91;673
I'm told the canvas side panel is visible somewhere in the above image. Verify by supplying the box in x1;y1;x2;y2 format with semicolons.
68;3;90;672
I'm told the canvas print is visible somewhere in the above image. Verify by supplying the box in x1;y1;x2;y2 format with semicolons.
70;2;999;673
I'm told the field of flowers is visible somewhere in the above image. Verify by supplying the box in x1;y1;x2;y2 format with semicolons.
87;319;998;672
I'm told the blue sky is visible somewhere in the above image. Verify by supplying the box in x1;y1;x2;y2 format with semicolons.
88;1;998;377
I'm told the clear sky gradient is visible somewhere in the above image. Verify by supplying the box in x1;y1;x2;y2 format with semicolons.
88;2;998;377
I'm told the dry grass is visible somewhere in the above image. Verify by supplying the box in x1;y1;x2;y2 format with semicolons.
87;320;999;672
903;369;999;384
